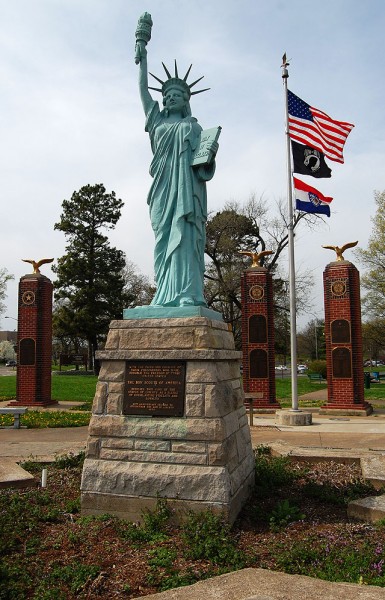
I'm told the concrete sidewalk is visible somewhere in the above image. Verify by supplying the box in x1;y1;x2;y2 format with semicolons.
1;388;385;461
0;425;88;462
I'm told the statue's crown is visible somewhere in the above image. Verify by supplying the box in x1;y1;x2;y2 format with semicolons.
149;60;210;98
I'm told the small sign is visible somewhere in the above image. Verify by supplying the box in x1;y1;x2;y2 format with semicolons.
123;360;186;417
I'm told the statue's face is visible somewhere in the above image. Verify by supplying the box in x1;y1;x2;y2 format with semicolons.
163;87;186;112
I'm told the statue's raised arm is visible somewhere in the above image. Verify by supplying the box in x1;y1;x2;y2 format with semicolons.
135;12;153;114
134;13;220;309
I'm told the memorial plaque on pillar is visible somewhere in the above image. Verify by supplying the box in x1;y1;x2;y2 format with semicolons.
123;360;186;416
19;338;36;366
248;314;267;344
332;347;352;378
249;349;268;379
331;319;351;344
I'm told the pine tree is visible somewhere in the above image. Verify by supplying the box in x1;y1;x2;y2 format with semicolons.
53;184;125;372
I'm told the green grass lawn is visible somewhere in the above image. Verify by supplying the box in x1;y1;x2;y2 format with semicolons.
276;376;385;408
0;373;97;403
275;377;327;400
0;373;96;427
1;371;385;425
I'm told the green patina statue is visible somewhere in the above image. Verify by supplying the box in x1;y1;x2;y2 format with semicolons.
135;12;219;307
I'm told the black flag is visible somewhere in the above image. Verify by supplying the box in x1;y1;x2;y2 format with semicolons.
291;140;332;178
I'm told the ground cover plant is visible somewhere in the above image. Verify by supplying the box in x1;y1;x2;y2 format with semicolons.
1;450;385;599
0;410;90;428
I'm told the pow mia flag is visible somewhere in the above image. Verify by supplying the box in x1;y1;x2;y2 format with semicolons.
291;140;332;178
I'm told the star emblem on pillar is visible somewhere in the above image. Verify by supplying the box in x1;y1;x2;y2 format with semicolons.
22;290;36;305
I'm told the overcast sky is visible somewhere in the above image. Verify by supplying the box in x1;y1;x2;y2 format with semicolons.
1;0;384;331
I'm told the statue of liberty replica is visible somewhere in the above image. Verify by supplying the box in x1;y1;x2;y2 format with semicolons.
81;13;254;525
135;12;220;308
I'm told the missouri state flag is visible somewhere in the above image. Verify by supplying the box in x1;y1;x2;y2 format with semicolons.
294;177;333;217
288;90;354;164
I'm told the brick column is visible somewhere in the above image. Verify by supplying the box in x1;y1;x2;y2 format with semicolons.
10;273;55;406
241;267;280;411
320;260;372;415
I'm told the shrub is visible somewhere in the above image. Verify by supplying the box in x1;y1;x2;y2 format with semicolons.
269;499;305;531
254;452;298;496
181;510;244;568
119;497;172;546
308;360;327;378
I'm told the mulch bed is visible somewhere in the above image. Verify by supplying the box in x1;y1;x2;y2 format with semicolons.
1;457;384;598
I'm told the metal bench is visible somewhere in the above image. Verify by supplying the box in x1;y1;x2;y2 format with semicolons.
307;373;323;383
0;407;28;429
370;372;385;382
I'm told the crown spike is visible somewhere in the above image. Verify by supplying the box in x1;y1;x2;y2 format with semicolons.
148;62;209;98
191;87;210;96
189;75;204;88
149;72;165;85
162;62;172;78
183;64;193;81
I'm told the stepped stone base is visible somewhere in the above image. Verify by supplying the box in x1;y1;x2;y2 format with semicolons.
80;317;255;524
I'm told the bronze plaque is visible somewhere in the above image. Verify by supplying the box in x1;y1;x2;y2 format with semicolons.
249;314;267;344
249;349;268;379
19;338;36;365
332;347;352;378
331;319;351;344
123;360;186;417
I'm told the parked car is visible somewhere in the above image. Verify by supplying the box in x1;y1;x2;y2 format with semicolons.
5;360;16;367
275;365;288;371
297;364;308;374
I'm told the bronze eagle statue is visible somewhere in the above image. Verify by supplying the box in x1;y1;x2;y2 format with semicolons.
22;258;54;274
239;250;273;268
321;241;358;262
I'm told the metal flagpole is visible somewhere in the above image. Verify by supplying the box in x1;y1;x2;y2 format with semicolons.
281;54;299;411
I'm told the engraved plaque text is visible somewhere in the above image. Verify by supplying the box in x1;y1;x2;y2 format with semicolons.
123;360;186;417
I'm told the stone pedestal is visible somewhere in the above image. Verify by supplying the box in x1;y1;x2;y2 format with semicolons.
276;410;312;426
80;317;255;524
320;260;372;416
240;267;280;412
10;273;55;407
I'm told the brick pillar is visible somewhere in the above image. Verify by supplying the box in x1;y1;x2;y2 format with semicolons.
320;260;372;415
241;267;280;411
10;273;55;406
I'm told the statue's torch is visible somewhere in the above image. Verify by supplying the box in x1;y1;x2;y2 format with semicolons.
135;12;153;64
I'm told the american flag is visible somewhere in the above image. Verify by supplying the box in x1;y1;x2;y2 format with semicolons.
288;90;354;164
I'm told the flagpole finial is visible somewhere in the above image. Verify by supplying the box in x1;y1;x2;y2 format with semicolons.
281;52;290;79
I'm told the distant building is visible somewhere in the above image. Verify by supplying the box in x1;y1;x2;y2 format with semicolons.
0;331;17;344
